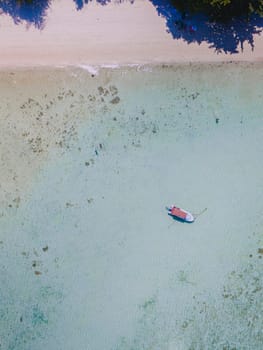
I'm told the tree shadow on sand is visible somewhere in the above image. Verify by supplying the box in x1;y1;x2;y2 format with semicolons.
150;0;263;54
0;0;131;28
0;0;262;53
73;0;134;10
0;0;52;29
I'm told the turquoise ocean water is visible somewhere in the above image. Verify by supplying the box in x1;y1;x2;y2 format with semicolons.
0;63;263;349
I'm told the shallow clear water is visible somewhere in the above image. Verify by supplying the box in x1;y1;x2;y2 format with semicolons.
0;63;263;350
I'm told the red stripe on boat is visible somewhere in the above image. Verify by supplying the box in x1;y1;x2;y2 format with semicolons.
170;207;187;220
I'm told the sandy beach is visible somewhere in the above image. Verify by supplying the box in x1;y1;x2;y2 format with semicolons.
0;0;262;67
0;2;263;350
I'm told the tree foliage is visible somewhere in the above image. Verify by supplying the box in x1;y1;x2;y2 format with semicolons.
171;0;263;20
1;0;263;28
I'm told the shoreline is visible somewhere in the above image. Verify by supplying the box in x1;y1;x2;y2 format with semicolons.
0;0;262;68
0;60;262;73
1;50;262;69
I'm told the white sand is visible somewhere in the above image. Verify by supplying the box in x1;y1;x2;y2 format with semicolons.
0;0;262;67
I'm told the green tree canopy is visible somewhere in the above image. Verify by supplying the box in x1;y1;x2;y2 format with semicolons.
171;0;263;20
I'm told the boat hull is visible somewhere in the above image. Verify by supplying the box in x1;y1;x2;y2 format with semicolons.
167;205;195;223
